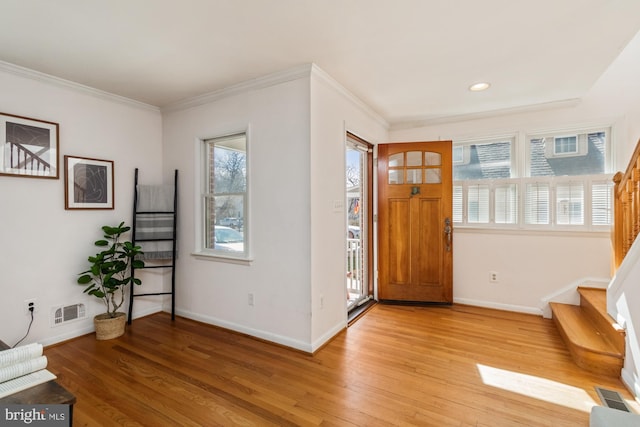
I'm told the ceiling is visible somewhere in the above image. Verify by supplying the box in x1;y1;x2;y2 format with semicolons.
2;1;640;126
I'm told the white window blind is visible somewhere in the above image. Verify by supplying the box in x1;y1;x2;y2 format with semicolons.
453;185;463;223
592;181;613;226
495;184;518;224
468;184;490;223
556;182;584;225
524;182;550;225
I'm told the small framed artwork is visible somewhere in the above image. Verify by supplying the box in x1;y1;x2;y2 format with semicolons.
0;112;59;178
64;155;114;210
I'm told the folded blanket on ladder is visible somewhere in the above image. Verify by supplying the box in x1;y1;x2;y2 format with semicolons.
136;185;176;260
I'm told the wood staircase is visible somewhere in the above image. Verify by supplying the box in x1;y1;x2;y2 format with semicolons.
550;287;625;376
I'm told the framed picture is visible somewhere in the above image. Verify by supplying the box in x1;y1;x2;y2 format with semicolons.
0;112;59;178
64;155;114;210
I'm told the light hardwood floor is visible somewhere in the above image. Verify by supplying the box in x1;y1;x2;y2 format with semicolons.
45;304;638;426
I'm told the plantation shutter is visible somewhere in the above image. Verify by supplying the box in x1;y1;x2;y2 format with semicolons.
524;182;550;225
468;184;489;223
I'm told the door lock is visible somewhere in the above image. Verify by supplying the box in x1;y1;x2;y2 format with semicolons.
444;217;452;252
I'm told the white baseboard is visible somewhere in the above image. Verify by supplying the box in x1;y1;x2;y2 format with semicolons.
454;298;542;316
175;308;314;353
621;366;640;402
37;305;164;347
311;321;347;353
39;325;96;347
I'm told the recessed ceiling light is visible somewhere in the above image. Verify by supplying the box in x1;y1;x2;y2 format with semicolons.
469;82;491;92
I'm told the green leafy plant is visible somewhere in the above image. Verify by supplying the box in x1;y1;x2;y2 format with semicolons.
78;222;144;318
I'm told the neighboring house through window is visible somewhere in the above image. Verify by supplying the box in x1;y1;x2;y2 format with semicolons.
453;128;612;230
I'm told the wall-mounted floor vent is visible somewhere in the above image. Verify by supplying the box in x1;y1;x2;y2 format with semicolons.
51;303;86;326
595;387;633;412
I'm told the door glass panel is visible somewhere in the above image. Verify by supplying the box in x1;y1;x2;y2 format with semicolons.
346;136;369;312
425;152;442;166
406;169;422;184
406;151;422;167
389;169;403;184
389;153;404;167
425;168;441;183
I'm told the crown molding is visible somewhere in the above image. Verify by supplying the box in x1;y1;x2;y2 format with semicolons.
389;98;582;131
309;64;389;129
162;63;315;113
0;60;160;112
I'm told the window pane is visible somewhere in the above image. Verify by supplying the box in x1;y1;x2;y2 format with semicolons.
529;131;605;176
205;196;245;251
495;184;518;224
468;184;489;223
406;169;421;184
425;168;441;183
453;140;512;180
554;136;577;154
203;132;247;255
214;146;246;193
452;146;464;164
592;182;613;226
525;183;550;225
389;169;403;184
406;151;422;166
556;183;584;225
425;152;441;166
389;153;403;167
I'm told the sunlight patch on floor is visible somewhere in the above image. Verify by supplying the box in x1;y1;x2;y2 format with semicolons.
477;364;597;412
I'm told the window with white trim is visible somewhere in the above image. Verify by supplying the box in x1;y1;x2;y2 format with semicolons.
453;128;612;230
201;132;248;257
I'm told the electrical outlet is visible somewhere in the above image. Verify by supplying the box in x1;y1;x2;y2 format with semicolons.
489;271;499;283
24;298;37;315
248;293;254;306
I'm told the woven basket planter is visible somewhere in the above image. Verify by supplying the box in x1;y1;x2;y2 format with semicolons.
94;312;126;340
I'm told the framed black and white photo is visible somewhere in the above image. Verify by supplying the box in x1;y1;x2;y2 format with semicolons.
64;155;114;210
0;112;59;178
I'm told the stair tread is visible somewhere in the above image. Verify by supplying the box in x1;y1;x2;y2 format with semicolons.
577;287;625;335
550;302;623;358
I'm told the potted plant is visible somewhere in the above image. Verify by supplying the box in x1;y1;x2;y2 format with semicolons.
77;222;144;340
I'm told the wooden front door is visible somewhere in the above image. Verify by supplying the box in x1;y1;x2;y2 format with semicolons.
378;141;453;303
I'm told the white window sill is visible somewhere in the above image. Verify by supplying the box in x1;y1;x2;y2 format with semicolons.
453;225;611;238
191;251;253;265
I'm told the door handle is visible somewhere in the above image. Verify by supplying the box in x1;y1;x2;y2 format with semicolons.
444;217;452;252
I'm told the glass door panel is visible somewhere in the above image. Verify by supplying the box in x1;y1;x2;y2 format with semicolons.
346;137;369;311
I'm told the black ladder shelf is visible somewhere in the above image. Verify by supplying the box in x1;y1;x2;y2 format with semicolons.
128;168;178;324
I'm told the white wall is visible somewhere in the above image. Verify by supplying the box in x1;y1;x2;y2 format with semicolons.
388;29;640;312
0;63;163;347
391;29;640;398
161;65;389;352
390;110;617;313
609;238;640;399
162;68;315;351
309;66;388;347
